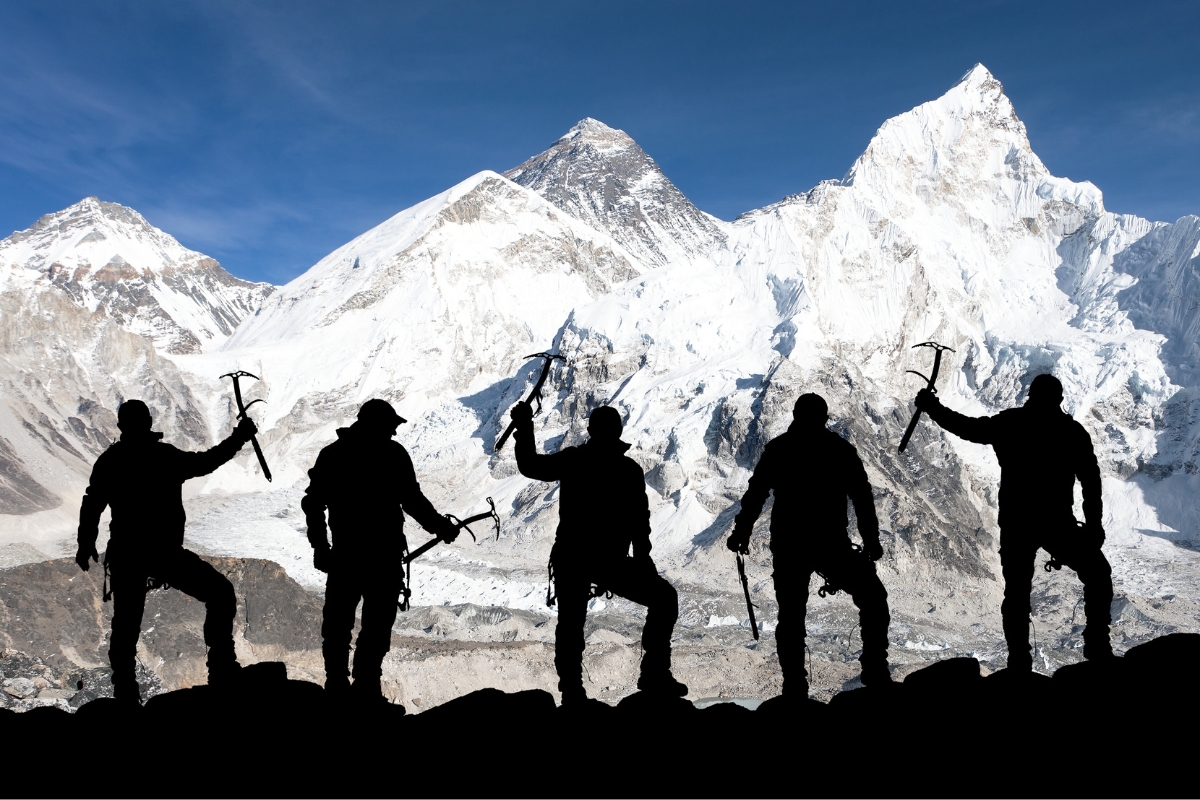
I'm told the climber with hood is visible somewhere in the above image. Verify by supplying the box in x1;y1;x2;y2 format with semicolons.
510;402;686;704
302;398;459;706
914;373;1112;672
727;392;892;696
76;399;258;701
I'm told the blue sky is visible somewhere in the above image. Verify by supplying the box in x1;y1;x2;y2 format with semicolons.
1;1;1197;285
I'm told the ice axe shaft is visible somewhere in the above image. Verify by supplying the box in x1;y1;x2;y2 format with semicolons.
494;351;566;452
736;553;760;642
898;342;955;453
219;370;272;482
405;497;500;565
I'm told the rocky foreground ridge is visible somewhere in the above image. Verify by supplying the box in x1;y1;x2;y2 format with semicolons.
2;635;1195;798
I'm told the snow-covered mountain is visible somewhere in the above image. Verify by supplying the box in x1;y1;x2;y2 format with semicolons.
4;65;1200;677
0;200;271;561
505;118;726;267
0;198;273;355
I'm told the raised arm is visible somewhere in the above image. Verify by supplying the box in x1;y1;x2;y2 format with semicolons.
175;418;256;480
915;389;998;445
511;403;569;482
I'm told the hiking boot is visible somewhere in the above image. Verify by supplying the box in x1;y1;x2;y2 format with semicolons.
636;671;688;697
860;662;892;687
1084;637;1114;662
207;662;244;690
559;685;588;706
112;678;142;704
325;675;351;699
351;679;387;707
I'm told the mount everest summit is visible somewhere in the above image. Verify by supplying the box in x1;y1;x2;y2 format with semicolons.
3;64;1200;684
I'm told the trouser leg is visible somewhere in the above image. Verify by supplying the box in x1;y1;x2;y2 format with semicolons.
820;544;891;683
771;567;812;695
108;567;148;695
159;550;238;674
1048;535;1114;660
321;570;362;688
604;559;679;678
999;535;1036;671
351;578;403;695
553;576;590;695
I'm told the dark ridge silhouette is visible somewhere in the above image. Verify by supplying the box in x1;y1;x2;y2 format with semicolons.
512;402;687;703
728;393;892;694
75;399;257;701
915;374;1114;670
2;634;1195;798
302;399;460;705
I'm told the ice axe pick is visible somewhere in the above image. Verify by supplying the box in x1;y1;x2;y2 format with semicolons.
494;351;566;452
219;370;272;481
898;341;955;453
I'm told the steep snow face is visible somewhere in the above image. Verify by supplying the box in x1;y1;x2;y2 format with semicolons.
205;171;642;487
505;118;727;267
0;198;273;355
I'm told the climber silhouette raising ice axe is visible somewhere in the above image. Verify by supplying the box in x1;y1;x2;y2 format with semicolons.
494;351;566;452
220;370;272;481
898;341;955;452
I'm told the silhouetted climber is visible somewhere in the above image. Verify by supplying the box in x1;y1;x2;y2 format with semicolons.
302;399;459;705
728;393;891;695
76;399;257;701
915;374;1113;671
511;402;686;704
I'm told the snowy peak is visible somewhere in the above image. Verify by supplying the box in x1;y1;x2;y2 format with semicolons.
505;118;726;266
0;198;273;354
839;62;1103;229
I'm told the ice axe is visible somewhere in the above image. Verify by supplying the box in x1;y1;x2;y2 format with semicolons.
398;498;500;612
494;351;566;452
898;341;955;453
404;497;501;565
219;370;272;482
736;553;760;642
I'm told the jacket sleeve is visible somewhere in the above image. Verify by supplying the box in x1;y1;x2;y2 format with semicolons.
175;432;248;480
77;452;111;553
630;460;653;559
513;421;569;482
396;446;446;535
925;402;998;445
1073;422;1103;527
845;445;880;542
734;441;776;531
300;449;331;549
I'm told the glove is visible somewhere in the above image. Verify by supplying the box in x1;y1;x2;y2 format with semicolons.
75;544;99;572
437;515;461;544
510;402;533;429
235;416;258;442
914;388;941;413
1083;521;1105;548
726;526;750;554
312;546;333;574
863;538;884;562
